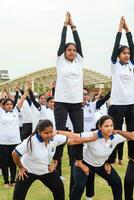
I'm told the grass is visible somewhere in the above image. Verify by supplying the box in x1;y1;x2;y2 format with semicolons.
0;144;128;200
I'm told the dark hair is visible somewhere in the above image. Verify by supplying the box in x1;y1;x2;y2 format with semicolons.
118;45;129;56
27;119;53;151
46;96;54;103
83;87;89;94
38;94;46;100
64;43;76;51
0;98;6;104
3;98;14;106
98;115;114;127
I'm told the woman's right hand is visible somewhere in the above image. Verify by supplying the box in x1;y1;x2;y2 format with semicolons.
64;12;70;26
18;166;28;180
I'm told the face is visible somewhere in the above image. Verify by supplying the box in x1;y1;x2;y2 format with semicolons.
65;44;77;61
83;89;89;102
39;126;54;141
118;48;130;64
47;99;54;109
39;95;46;105
100;119;114;138
4;101;14;112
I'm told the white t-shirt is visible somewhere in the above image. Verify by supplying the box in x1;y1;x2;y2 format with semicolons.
81;131;126;167
83;102;96;131
15;134;67;175
54;53;83;103
111;61;134;105
21;100;33;124
0;107;21;144
39;105;48;120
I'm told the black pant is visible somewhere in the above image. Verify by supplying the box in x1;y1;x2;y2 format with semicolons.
108;104;134;163
71;163;122;200
54;102;83;174
124;160;134;200
0;144;17;184
86;172;95;198
20;123;32;141
13;171;64;200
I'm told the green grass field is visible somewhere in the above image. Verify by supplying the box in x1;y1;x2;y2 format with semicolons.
0;144;128;200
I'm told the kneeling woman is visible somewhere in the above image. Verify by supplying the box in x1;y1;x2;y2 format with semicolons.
70;115;126;200
12;120;96;200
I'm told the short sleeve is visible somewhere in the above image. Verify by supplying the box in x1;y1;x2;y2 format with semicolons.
54;134;68;146
81;131;93;138
15;138;29;156
114;134;127;145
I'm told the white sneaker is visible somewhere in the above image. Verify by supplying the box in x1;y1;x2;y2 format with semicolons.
60;176;65;181
86;197;93;200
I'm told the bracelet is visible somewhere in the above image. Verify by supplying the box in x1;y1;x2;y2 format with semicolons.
71;26;76;29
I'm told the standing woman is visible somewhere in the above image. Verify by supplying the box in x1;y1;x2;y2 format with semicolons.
0;91;28;188
54;11;87;178
108;16;134;165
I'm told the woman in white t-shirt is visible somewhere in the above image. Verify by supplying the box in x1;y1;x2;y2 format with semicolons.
58;115;126;200
108;17;134;167
0;91;27;188
12;119;96;200
54;12;86;183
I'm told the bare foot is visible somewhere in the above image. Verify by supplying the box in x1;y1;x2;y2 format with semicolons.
118;159;123;165
75;160;89;175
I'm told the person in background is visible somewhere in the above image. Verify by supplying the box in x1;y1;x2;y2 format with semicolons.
0;90;28;188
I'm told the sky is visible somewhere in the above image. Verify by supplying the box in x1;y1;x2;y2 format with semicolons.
0;0;134;79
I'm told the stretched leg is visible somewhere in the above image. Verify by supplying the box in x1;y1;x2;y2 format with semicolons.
69;103;86;193
53;102;68;176
108;105;124;163
86;172;95;198
95;165;122;200
70;165;88;200
13;172;36;200
124;160;134;200
40;171;65;200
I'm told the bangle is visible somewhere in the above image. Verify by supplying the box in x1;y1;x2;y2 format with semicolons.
71;26;76;29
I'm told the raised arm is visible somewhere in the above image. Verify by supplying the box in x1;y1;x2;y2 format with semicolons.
96;91;111;109
57;12;70;56
17;90;28;110
123;18;134;63
69;13;83;57
111;17;124;63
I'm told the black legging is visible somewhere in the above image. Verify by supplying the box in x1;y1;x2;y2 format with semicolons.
0;144;17;184
13;171;64;200
108;104;134;163
54;102;83;194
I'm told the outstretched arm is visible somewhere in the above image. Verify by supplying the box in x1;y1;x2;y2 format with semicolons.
114;130;134;140
69;13;83;57
123;18;134;63
111;17;124;63
57;12;70;56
